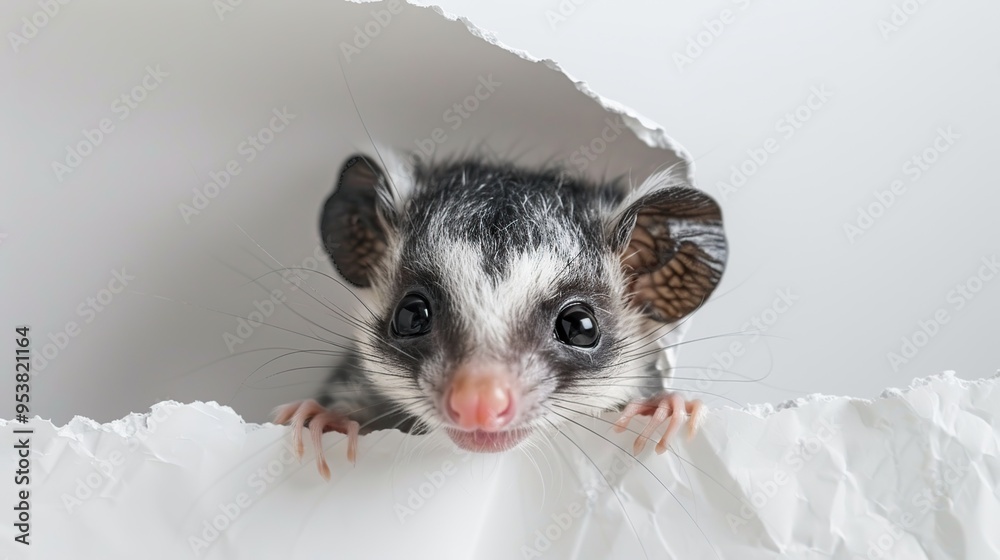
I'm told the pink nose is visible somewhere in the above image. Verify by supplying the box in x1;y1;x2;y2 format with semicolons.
446;366;515;431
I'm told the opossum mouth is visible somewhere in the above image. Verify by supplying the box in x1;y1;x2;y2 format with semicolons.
445;427;531;453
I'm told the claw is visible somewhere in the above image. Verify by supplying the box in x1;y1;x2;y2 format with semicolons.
613;392;705;455
272;399;360;480
613;402;643;433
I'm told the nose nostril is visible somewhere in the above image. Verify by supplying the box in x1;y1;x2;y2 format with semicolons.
445;368;517;430
493;390;513;419
445;389;467;425
478;389;515;430
499;391;514;418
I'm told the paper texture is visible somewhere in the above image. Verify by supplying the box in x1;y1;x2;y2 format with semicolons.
4;1;998;558
2;372;997;559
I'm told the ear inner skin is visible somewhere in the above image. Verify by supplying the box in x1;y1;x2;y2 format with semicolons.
319;155;388;287
619;187;728;323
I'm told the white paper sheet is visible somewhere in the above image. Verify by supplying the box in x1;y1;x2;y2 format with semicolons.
4;2;998;559
2;372;997;559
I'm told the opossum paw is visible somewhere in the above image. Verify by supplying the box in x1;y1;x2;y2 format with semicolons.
273;399;360;481
612;392;705;455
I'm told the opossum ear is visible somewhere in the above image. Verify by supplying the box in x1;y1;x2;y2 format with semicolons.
611;187;727;323
320;155;390;288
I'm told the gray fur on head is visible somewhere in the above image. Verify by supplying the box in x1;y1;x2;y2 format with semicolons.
319;152;727;432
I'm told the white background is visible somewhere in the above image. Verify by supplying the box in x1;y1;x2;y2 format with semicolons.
2;0;998;425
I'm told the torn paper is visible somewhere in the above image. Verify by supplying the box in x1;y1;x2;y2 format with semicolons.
1;372;997;559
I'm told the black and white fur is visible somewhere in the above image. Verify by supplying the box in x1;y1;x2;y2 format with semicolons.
307;150;727;442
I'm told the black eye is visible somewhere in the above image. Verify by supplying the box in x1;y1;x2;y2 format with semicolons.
392;293;432;337
554;303;600;348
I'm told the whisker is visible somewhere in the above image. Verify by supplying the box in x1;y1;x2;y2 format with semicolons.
616;330;783;367
223;242;385;354
336;59;403;204
546;402;747;506
132;291;360;353
539;416;650;560
543;406;723;560
243;264;380;334
218;247;377;339
230;220;379;322
164;346;351;382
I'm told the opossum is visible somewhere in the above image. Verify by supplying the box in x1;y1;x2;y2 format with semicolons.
274;152;727;479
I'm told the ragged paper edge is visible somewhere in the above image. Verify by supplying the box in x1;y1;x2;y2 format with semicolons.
741;370;1000;418
349;0;697;183
5;371;995;439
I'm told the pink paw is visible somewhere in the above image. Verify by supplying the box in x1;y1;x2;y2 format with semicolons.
612;392;704;455
273;399;360;481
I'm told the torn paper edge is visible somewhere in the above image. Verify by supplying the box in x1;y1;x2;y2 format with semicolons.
5;371;995;437
349;0;697;183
